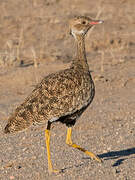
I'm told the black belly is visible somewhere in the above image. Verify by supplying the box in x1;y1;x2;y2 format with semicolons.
58;104;89;127
59;77;95;127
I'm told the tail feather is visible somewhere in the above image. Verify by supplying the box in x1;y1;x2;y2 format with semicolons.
4;123;11;134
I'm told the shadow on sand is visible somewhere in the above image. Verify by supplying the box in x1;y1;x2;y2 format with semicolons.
61;147;135;172
98;147;135;167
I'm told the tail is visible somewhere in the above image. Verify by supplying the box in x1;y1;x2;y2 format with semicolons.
4;114;16;134
4;123;11;134
4;104;34;134
4;115;33;134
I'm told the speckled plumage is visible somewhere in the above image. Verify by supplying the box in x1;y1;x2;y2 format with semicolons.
4;16;101;134
4;16;104;174
4;64;94;133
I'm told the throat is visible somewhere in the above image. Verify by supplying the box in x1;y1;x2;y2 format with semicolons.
72;35;89;70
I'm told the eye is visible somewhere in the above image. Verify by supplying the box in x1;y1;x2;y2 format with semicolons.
82;21;86;25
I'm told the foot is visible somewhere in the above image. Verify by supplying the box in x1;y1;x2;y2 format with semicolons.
92;155;102;163
48;169;62;174
85;150;102;163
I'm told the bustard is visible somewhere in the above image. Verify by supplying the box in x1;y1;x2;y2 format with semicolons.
4;16;104;174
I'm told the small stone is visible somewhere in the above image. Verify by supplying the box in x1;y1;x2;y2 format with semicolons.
10;176;15;180
18;165;22;169
115;169;120;173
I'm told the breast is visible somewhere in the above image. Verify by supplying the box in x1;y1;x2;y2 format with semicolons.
74;71;95;110
32;68;95;120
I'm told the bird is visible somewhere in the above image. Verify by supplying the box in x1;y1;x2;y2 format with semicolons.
4;16;104;174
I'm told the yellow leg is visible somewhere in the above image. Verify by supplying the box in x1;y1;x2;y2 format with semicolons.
45;129;59;174
66;127;102;163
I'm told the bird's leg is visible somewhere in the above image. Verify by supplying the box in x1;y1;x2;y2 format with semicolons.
66;127;102;162
45;121;59;174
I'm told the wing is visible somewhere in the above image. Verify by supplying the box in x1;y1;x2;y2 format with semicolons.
23;67;93;121
5;67;94;133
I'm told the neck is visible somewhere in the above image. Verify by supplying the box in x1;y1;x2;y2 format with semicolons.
71;34;89;70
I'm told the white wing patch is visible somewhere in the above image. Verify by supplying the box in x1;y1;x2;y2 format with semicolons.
49;117;59;122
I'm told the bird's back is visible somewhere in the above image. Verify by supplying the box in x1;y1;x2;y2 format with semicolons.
4;65;94;133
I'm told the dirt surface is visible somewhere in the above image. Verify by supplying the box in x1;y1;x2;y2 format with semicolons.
0;0;135;179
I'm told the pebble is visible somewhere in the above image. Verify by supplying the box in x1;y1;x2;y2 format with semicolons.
10;176;15;180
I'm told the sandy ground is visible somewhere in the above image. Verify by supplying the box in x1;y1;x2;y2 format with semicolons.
0;0;135;179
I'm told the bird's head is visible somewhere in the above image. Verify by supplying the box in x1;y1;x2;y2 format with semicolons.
69;16;103;38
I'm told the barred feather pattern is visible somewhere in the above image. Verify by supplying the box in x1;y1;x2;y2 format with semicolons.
4;16;96;133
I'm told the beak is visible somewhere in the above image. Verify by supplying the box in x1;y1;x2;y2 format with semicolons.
89;20;104;25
